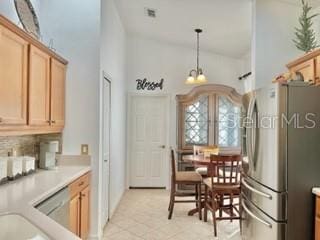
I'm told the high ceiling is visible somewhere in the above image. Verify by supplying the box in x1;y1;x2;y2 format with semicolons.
115;0;252;58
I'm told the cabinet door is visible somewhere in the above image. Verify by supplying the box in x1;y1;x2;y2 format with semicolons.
315;56;320;85
29;45;50;126
316;197;320;240
290;59;315;84
51;58;66;127
70;195;80;236
80;186;90;240
316;217;320;240
0;25;28;125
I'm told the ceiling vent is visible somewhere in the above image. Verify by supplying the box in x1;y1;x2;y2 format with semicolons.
145;8;157;18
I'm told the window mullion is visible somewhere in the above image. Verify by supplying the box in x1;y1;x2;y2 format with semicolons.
214;94;218;146
208;94;215;146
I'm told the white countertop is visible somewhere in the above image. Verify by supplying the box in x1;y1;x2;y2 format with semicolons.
313;187;320;197
0;162;91;240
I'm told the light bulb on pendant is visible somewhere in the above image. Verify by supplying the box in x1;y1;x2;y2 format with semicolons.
186;75;195;84
197;73;207;83
196;68;206;83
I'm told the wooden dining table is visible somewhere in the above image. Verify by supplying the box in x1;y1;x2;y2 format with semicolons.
182;154;213;166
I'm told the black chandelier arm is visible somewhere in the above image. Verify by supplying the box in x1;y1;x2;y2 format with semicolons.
195;29;203;74
189;69;197;76
197;30;199;72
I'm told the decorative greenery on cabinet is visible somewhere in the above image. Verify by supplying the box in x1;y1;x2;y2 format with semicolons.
293;0;319;53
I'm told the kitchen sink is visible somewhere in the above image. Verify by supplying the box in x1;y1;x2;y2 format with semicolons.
0;214;50;240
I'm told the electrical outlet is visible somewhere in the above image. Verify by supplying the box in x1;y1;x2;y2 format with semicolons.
81;144;89;155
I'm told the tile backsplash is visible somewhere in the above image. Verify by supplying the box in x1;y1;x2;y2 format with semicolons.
0;134;62;159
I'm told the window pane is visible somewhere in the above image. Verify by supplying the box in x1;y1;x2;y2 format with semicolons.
184;95;209;145
218;96;240;147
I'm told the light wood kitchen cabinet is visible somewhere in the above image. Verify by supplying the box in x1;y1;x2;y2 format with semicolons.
69;172;91;240
315;56;320;86
70;195;81;236
316;218;320;240
316;197;320;240
80;186;90;240
290;59;315;84
29;47;66;128
287;49;320;85
29;45;51;126
0;25;28;126
50;59;66;127
0;15;68;136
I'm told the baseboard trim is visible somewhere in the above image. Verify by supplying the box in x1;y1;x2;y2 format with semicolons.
129;187;166;189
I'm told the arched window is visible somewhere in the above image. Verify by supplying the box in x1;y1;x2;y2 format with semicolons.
176;84;242;152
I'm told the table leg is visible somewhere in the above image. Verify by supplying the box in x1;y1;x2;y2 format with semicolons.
188;201;205;216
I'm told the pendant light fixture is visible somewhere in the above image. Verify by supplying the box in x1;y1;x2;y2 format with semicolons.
185;28;207;84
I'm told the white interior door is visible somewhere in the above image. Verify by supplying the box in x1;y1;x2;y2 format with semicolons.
129;95;168;188
101;77;111;227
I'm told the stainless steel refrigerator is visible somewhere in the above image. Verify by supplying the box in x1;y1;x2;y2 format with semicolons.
241;83;320;240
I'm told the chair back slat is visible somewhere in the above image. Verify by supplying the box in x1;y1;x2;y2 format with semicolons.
208;154;241;186
170;149;176;181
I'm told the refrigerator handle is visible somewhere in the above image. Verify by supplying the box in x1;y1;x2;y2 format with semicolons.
246;96;255;167
241;200;272;228
241;178;272;199
252;100;260;169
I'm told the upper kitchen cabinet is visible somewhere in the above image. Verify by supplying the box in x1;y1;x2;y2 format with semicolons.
29;45;51;126
29;47;66;128
0;15;68;136
51;59;66;128
289;59;315;84
0;25;28;126
287;49;320;85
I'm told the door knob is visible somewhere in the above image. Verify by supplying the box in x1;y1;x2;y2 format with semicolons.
104;159;108;162
159;145;166;149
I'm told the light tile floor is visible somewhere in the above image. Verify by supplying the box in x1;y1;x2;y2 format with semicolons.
103;190;241;240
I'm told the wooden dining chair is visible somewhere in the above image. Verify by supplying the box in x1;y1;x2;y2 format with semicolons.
193;145;219;177
168;149;202;220
203;154;241;237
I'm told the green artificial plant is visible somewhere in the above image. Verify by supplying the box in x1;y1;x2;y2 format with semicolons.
293;0;319;53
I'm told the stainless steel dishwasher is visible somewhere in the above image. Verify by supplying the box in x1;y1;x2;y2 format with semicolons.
36;187;70;230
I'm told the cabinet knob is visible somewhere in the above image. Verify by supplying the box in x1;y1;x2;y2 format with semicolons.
51;120;56;124
0;117;2;123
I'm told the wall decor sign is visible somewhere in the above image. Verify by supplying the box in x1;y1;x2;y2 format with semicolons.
136;78;164;91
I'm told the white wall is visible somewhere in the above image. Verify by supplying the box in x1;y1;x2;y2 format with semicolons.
241;51;253;93
0;0;40;28
127;35;244;151
39;0;101;239
100;0;127;220
253;0;301;89
313;5;320;44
